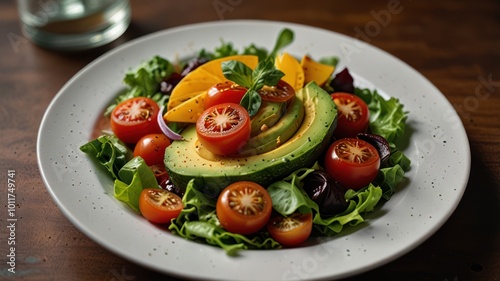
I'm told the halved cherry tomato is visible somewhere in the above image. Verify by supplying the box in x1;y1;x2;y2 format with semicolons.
324;138;380;190
139;188;183;224
110;97;162;144
204;81;248;109
258;80;295;103
133;134;171;166
196;103;251;156
216;181;272;235
331;92;370;139
267;212;313;247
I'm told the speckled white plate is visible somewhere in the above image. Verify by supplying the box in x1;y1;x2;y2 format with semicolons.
37;20;470;281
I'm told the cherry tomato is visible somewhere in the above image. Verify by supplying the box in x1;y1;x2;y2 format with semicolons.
267;212;313;247
196;103;251;156
331;92;370;139
133;134;171;166
258;80;295;103
324;138;380;190
110;97;162;144
204;81;248;109
139;188;183;224
216;181;272;235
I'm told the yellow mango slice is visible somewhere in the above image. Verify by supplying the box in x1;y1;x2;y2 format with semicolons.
167;79;217;110
275;53;305;91
165;55;258;123
164;92;206;123
300;55;335;86
168;55;258;109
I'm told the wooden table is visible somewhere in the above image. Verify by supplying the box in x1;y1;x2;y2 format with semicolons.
1;0;499;280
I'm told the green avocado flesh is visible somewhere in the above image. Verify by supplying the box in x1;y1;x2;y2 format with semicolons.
239;95;305;156
250;101;287;136
164;82;337;197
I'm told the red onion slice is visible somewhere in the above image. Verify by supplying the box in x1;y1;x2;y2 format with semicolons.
157;107;184;141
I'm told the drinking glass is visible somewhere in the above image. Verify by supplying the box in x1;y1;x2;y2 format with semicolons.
17;0;131;51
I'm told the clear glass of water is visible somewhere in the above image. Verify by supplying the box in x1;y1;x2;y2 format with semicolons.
17;0;131;51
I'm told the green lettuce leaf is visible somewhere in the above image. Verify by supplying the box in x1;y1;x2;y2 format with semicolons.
123;55;174;92
389;145;412;171
169;180;280;255
105;56;175;115
242;44;268;61
267;168;317;216
79;135;131;179
313;185;382;235
267;167;384;236
114;156;158;213
355;87;408;143
81;136;158;212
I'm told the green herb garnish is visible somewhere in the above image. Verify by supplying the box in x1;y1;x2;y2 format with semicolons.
220;28;294;116
269;28;294;58
221;57;284;116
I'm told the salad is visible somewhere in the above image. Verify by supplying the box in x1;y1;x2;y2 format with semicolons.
80;29;410;255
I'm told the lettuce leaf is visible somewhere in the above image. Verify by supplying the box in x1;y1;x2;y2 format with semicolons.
80;136;157;212
105;56;175;115
267;167;383;236
267;168;317;216
355;88;408;143
353;87;411;200
169;180;280;255
123;55;174;91
79;135;131;179
114;157;158;212
313;185;382;235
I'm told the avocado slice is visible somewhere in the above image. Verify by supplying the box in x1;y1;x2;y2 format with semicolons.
164;82;337;197
250;101;287;136
240;96;304;156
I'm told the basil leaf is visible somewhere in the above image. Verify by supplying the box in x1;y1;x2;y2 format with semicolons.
261;69;285;87
270;28;294;58
221;60;253;88
252;58;284;88
240;89;262;117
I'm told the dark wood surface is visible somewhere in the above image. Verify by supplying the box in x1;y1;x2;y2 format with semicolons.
1;0;499;280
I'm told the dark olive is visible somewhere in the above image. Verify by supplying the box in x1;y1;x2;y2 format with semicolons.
302;170;349;216
160;178;185;198
357;133;391;166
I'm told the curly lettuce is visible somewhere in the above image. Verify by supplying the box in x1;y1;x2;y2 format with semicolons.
104;55;175;115
169;180;280;255
267;168;383;236
355;87;408;143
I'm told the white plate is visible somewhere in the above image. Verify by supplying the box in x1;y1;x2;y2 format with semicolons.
37;20;470;281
